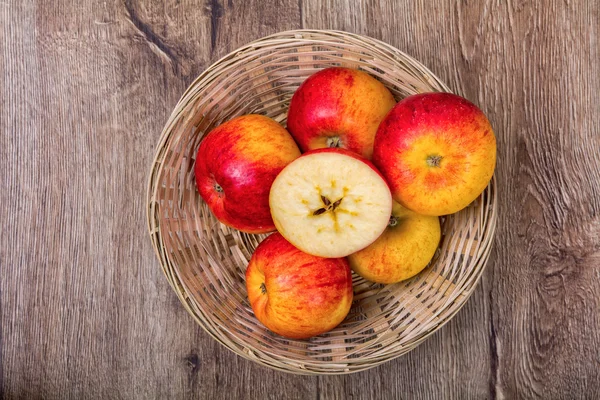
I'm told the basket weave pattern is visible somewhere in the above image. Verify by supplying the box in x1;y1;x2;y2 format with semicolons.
146;30;497;374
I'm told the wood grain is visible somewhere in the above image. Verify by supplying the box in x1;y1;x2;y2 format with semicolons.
1;0;599;398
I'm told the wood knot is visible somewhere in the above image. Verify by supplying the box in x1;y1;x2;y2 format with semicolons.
184;352;200;374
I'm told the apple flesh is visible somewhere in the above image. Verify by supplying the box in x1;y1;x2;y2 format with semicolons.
245;233;353;339
269;148;393;258
373;92;496;216
287;67;396;159
348;201;441;284
194;114;301;233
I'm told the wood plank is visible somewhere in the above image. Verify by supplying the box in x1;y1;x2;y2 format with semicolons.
1;0;599;398
487;1;600;398
303;0;600;398
1;0;204;397
0;0;314;398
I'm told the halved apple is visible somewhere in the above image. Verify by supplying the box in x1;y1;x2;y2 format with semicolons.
269;148;393;258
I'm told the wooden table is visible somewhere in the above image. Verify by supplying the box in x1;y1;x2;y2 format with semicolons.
2;0;599;398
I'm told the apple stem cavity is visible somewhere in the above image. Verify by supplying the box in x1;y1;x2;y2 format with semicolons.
260;282;267;295
326;136;343;148
214;182;224;193
388;215;399;227
426;154;443;168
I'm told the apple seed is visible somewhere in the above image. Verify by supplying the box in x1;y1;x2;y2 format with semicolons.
332;198;342;209
312;196;343;215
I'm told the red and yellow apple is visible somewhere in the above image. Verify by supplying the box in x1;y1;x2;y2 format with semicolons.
348;201;441;284
194;114;301;233
286;67;396;159
245;232;353;339
269;148;393;258
373;92;496;216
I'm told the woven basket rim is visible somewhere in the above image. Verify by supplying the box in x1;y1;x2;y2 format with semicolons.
146;29;498;375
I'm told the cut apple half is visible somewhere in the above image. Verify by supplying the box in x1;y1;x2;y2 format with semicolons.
269;148;393;258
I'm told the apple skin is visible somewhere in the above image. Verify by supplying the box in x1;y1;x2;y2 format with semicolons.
287;67;396;159
347;201;441;284
372;92;496;216
245;232;354;340
194;114;301;234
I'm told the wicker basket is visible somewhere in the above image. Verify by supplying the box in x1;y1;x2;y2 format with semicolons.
146;29;497;375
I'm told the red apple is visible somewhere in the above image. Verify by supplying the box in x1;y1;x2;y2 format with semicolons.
373;92;496;216
194;114;301;233
287;67;396;159
245;233;353;339
269;148;393;258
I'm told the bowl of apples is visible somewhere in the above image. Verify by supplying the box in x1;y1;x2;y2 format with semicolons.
146;29;497;374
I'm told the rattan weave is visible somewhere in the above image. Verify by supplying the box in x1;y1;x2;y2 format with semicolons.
146;29;497;375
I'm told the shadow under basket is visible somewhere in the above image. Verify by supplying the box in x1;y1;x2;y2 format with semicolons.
146;29;498;375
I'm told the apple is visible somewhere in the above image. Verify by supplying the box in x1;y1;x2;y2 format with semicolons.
347;201;441;284
286;67;396;159
373;92;496;216
245;232;353;339
194;114;301;233
269;148;393;258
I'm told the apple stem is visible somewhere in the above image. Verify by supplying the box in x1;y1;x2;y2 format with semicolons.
214;183;224;193
260;282;267;294
426;155;443;168
326;136;342;148
388;216;399;227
